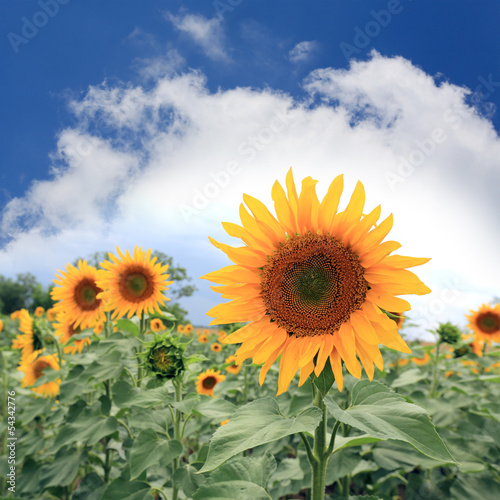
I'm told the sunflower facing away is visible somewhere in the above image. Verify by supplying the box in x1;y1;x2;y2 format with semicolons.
196;369;226;397
52;260;106;329
467;303;500;343
18;350;60;398
12;309;43;362
54;313;93;354
202;169;431;394
97;246;173;319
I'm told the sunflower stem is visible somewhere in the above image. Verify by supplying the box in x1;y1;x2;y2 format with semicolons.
137;315;147;387
310;385;330;500
171;379;183;500
242;362;249;402
430;341;441;398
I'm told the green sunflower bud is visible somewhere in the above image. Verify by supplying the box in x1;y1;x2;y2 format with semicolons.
453;344;472;358
144;337;185;380
436;322;461;345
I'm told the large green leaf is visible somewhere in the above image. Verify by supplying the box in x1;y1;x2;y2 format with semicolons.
390;368;427;388
101;478;153;500
173;465;206;498
112;380;173;408
40;450;84;488
324;380;456;463
194;397;237;419
54;416;118;451
199;397;322;473
129;430;182;479
194;453;276;499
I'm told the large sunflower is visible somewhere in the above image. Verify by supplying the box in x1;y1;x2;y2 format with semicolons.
52;260;106;328
196;369;226;397
466;303;500;343
54;313;92;355
12;309;43;362
202;169;431;394
97;246;173;319
18;350;60;398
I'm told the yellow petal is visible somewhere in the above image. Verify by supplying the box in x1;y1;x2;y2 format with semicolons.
298;177;320;232
318;174;344;234
329;348;344;391
350;311;380;345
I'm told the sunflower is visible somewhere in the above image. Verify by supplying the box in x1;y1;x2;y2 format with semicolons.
12;309;43;361
97;247;173;319
196;369;226;397
34;306;45;317
202;169;431;394
150;318;166;332
218;330;227;342
199;335;208;344
10;310;21;320
184;324;193;335
411;352;431;366
46;308;57;322
220;419;229;426
93;320;104;335
211;342;222;352
203;328;210;336
52;260;106;328
18;351;60;398
467;303;500;343
177;324;185;334
54;314;92;355
225;355;242;374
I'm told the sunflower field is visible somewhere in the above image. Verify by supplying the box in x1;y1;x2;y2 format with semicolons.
1;172;500;500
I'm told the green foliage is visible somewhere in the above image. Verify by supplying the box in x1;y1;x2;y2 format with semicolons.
0;273;54;314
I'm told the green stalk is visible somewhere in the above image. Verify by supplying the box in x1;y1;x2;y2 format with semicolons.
311;385;329;500
137;315;146;387
171;379;183;500
430;341;441;398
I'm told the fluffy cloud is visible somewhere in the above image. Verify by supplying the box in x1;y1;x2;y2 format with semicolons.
1;52;499;333
166;12;227;61
289;40;319;64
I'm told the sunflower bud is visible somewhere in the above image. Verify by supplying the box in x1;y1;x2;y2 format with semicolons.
144;337;185;380
436;322;461;345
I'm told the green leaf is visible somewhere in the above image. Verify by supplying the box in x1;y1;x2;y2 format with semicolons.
194;454;276;499
324;380;456;463
199;396;322;473
129;430;182;479
85;351;124;382
112;380;173;408
391;368;427;388
270;457;303;484
54;416;118;451
173;465;206;498
312;358;335;396
116;318;140;336
332;434;383;453
194;397;237;419
40;451;83;488
101;478;152;500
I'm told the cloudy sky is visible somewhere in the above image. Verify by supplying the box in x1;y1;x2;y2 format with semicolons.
1;0;499;337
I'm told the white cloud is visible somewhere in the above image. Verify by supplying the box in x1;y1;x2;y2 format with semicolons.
1;52;499;335
289;40;319;64
166;12;227;61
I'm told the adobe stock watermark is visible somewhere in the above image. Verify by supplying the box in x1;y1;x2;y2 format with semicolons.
179;107;293;222
339;0;412;61
385;73;500;192
7;0;72;54
213;0;244;16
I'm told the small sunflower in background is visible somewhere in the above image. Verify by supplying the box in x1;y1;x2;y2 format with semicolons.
150;318;166;332
467;303;500;344
218;330;227;342
225;355;242;374
220;419;229;426
34;306;45;317
196;369;225;397
10;310;21;320
411;352;431;366
46;308;57;322
203;328;210;336
203;169;431;394
97;246;173;319
198;334;208;344
18;351;60;398
93;320;104;335
177;324;184;334
54;314;92;355
0;319;4;332
12;309;43;362
211;342;222;352
183;324;193;335
52;260;106;328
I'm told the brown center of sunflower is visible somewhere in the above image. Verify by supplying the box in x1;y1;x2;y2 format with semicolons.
477;312;500;334
119;267;155;302
261;233;368;337
67;323;82;338
202;376;217;389
33;359;51;379
74;279;103;311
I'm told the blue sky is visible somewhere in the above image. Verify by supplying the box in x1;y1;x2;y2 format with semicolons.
1;0;499;334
